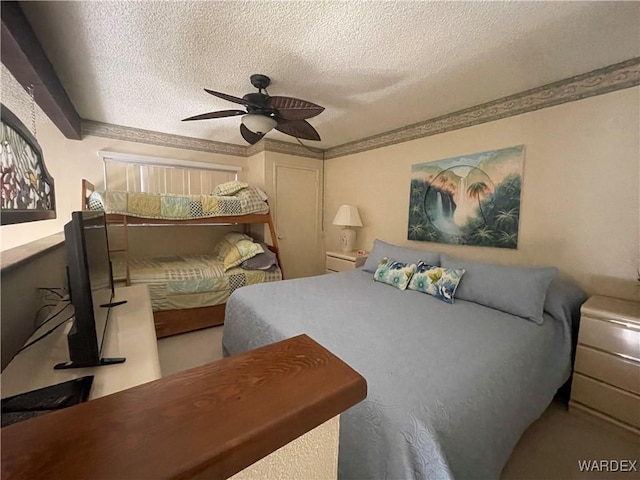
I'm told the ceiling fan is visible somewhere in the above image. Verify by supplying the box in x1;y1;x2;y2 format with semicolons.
182;74;324;145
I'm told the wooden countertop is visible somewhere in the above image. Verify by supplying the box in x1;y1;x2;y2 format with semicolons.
1;334;367;480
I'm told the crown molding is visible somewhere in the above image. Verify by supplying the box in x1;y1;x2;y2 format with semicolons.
247;138;324;160
82;120;324;159
325;57;640;159
82;120;247;157
81;58;639;161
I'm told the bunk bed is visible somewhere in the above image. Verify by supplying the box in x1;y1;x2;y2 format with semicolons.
82;178;283;338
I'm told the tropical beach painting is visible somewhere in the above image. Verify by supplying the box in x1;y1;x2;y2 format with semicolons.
408;145;525;249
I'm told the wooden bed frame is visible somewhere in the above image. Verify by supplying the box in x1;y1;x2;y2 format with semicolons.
82;179;282;338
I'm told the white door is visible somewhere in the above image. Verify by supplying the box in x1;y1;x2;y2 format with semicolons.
274;164;321;279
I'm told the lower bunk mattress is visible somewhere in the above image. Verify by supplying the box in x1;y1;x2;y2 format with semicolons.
123;254;282;312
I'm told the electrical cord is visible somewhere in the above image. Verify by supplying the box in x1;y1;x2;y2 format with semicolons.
16;313;75;355
295;136;324;154
35;301;71;328
34;304;57;325
37;287;65;299
35;303;57;316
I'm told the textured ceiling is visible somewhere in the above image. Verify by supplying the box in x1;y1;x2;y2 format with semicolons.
21;1;640;149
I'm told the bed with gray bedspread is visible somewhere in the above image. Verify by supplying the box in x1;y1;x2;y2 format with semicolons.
222;268;584;480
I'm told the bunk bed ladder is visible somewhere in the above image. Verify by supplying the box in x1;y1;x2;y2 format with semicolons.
83;179;131;286
104;215;131;286
266;210;282;277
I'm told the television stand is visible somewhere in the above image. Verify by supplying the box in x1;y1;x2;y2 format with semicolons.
53;356;126;370
2;285;159;401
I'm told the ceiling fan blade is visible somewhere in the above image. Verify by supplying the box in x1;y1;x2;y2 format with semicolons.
182;110;245;121
275;119;321;141
204;89;256;107
240;124;265;145
268;96;325;120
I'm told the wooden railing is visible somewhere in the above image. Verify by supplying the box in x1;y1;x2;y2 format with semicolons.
1;335;367;479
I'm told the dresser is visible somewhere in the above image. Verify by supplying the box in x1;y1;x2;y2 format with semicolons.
569;295;640;435
325;251;367;273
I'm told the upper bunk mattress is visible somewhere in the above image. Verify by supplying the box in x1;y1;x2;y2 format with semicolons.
87;187;268;220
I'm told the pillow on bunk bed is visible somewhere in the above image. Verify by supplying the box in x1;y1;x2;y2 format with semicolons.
213;181;249;196
213;232;253;261
241;243;277;270
223;240;264;271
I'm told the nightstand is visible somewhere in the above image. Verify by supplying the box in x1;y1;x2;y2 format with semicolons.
569;295;640;435
325;251;367;273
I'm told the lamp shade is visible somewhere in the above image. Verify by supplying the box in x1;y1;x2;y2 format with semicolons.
332;205;363;227
241;114;277;134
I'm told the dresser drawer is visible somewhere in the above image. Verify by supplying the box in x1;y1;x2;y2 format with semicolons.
574;346;640;395
326;256;355;272
571;373;640;428
578;316;640;361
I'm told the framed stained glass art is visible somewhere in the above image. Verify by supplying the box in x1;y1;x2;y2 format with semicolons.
1;104;56;225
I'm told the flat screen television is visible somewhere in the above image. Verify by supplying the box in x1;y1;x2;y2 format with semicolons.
55;211;125;370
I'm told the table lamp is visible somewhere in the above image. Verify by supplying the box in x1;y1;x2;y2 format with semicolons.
332;205;363;252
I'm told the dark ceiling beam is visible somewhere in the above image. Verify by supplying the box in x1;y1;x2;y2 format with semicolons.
1;1;81;140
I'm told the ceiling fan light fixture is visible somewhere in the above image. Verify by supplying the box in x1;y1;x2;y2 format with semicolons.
241;113;277;135
184;76;324;144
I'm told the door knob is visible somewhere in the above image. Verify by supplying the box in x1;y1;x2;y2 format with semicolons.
277;235;284;240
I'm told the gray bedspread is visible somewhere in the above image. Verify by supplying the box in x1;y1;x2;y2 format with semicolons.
222;269;574;480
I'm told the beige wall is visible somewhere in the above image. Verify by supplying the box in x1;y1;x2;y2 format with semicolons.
1;64;248;252
1;237;67;370
5;58;638;297
231;416;339;480
325;87;640;300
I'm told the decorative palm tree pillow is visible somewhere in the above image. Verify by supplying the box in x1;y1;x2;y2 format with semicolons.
407;261;465;304
373;257;416;291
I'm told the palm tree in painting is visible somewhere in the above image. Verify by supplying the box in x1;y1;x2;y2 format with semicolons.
495;208;519;230
438;176;448;189
466;181;490;224
498;231;518;247
411;185;422;204
408;222;427;239
472;225;495;243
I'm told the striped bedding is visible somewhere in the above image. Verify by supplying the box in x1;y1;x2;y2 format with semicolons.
87;187;268;220
122;254;281;311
